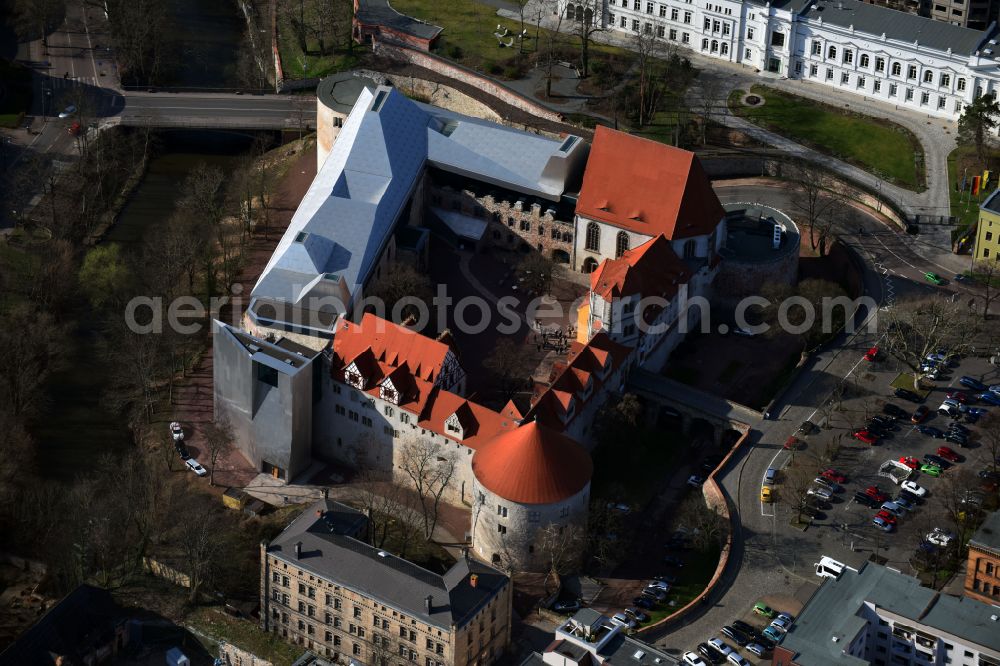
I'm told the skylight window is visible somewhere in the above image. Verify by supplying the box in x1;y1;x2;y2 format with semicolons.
294;231;309;243
372;90;388;112
559;136;579;152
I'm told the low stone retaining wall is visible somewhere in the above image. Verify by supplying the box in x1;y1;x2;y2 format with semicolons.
635;428;749;636
373;40;564;124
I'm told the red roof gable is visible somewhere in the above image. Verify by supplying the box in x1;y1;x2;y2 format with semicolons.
576;126;725;240
589;234;691;300
333;313;452;384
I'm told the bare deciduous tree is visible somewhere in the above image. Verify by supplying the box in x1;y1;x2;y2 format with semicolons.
536;521;585;577
880;298;979;389
203;415;235;486
397;437;457;540
971;258;1000;319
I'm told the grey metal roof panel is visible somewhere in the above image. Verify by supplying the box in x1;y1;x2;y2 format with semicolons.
269;500;508;630
921;593;1000;650
801;0;988;55
969;510;1000;551
355;0;443;41
598;634;679;665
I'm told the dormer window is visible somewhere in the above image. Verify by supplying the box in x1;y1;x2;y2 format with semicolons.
345;370;363;388
445;413;463;439
379;378;400;405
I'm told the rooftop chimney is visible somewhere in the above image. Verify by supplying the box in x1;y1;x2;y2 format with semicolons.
425;595;433;613
294;541;303;559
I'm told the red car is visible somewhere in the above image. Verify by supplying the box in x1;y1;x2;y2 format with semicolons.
936;446;961;463
946;391;970;404
866;486;888;502
784;436;801;450
853;430;879;445
67;121;81;136
898;456;919;470
864;346;879;362
875;510;897;525
821;469;847;483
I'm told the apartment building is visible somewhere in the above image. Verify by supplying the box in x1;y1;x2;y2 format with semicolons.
965;510;1000;604
774;561;1000;666
568;0;1000;122
261;499;512;666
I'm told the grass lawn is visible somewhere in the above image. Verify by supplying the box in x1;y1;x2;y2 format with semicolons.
730;85;924;190
947;145;1000;234
188;606;302;666
391;0;628;77
591;427;690;506
640;543;722;626
890;372;930;396
0;59;32;128
275;16;360;79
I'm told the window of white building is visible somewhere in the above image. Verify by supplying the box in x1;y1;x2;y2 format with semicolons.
748;27;755;39
857;76;866;89
875;57;884;72
669;28;677;39
811;40;821;55
809;63;818;76
841;72;849;84
683;11;692;23
892;62;901;76
860;53;869;68
844;50;853;65
770;31;784;47
660;4;667;16
874;79;881;93
940;73;950;87
921;91;929;104
907;65;917;80
671;7;678;20
828;45;837;59
957;78;966;91
923;70;933;84
905;88;914;100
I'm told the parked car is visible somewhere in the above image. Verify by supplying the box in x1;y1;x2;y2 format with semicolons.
175;443;190;460
898;456;920;470
864;346;880;362
911;406;930;423
746;643;768;658
892;496;915;513
917;425;945;438
936;446;961;463
883;403;908;419
880;501;907;517
648;580;670;592
783;436;801;450
894;388;922;403
752;602;776;618
820;469;847;483
185;459;207;476
960;376;987;391
853;430;879;445
552;600;581;613
170;421;184;441
624;607;649;623
682;652;708;666
57;104;77;118
721;626;749;646
950;422;971;435
807;486;833;501
945;431;970;447
697;643;724;665
632;596;654;610
926;528;955;547
761;626;784;644
924;272;945;285
853;491;880;508
769;617;791;633
979;392;1000;406
900;480;927;497
875;510;898;525
707;638;733;658
726;653;750;666
872;516;894;532
920;463;942;477
813;477;842;493
611;613;637;630
946;391;971;404
923;454;951;469
865;486;889;502
642;587;668;602
731;621;760;640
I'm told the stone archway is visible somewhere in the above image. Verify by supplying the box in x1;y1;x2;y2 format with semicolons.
552;248;571;264
582;256;599;273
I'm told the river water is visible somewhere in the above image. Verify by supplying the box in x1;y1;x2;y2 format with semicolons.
31;0;265;480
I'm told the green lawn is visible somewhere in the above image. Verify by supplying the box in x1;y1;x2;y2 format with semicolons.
641;543;722;626
730;85;923;190
947;145;999;233
276;40;360;80
0;59;32;128
188;606;302;666
391;0;628;78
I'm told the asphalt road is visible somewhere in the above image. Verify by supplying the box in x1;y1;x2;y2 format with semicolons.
118;92;316;130
647;181;985;657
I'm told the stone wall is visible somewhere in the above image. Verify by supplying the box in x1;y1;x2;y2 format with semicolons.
372;41;565;124
427;182;575;261
713;252;799;311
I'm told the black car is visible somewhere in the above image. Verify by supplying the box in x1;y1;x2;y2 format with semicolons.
898;489;920;504
945;433;969;447
949;423;971;435
731;620;759;639
895;388;922;403
979;469;1000;481
883;403;908;419
867;422;893;438
633;597;655;610
917;425;945;438
870;415;898;428
924;454;951;468
854;491;880;508
960;376;987;392
721;625;750;646
175;443;190;459
697;643;725;665
799;504;825;520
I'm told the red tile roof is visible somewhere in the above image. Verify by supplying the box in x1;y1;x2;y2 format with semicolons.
527;332;632;430
589;234;691;300
472;421;593;504
333;312;452;384
576;126;725;240
417;388;519;450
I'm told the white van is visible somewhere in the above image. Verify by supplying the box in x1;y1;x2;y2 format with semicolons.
814;556;846;579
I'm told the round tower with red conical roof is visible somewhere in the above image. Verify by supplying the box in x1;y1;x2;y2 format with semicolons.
471;420;593;570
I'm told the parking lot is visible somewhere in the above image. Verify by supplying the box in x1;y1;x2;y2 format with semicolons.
766;346;999;585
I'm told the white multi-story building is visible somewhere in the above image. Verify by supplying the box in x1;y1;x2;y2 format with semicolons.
563;0;1000;120
775;561;1000;665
